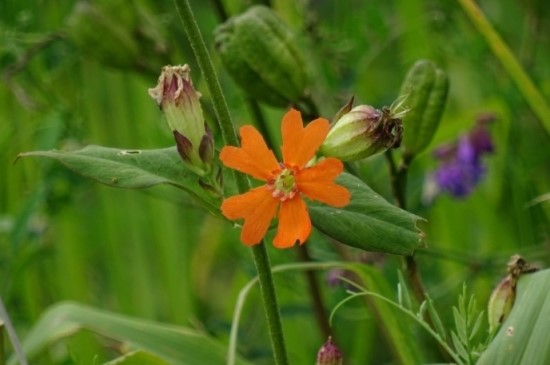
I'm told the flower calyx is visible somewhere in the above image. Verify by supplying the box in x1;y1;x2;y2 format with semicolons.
320;97;405;161
148;65;215;178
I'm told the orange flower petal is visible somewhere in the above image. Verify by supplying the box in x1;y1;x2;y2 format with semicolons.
296;158;350;207
297;157;344;181
273;196;311;248
220;125;279;181
221;186;279;245
281;109;330;169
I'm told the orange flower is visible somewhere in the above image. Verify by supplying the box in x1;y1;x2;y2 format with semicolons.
220;109;351;248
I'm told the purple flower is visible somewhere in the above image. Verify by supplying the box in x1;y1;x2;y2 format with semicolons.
430;117;494;199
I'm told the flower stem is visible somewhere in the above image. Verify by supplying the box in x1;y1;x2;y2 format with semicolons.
248;90;330;341
384;151;426;303
296;245;331;339
172;1;289;363
246;99;279;152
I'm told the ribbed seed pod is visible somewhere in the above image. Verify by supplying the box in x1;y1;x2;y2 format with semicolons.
214;6;307;107
399;59;449;157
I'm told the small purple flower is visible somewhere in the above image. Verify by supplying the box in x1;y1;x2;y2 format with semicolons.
429;116;494;199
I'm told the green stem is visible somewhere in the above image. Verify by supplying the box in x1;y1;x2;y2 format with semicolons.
246;99;279;152
0;296;27;365
0;323;5;365
296;245;331;339
384;151;426;303
458;0;550;134
210;0;229;21
295;95;320;123
172;1;288;363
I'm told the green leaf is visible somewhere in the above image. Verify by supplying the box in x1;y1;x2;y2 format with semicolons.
453;306;468;345
469;311;484;341
9;301;252;365
17;145;221;215
477;269;550;365
309;173;426;255
104;351;170;365
426;295;447;342
397;270;413;310
451;331;468;362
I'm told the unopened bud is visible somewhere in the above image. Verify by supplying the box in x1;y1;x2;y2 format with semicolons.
214;6;307;107
316;337;343;365
148;65;213;176
320;101;403;161
487;255;538;332
488;275;515;333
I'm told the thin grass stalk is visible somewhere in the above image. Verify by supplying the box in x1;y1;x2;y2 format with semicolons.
0;297;27;365
458;0;550;134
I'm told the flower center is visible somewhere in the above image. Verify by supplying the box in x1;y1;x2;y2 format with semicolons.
269;167;298;201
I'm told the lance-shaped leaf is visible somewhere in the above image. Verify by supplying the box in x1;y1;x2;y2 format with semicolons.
9;301;253;365
477;269;550;365
309;173;425;255
17;145;221;215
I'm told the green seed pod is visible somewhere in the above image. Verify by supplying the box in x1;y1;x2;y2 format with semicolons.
214;6;307;107
399;60;449;157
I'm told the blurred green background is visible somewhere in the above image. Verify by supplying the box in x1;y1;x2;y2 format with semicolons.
1;0;549;363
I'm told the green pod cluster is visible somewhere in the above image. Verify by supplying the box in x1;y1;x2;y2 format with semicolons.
399;59;449;157
214;6;307;107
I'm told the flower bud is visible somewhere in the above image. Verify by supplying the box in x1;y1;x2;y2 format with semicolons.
316;337;343;365
320;102;403;161
488;274;515;333
487;255;538;332
214;6;307;107
148;65;213;176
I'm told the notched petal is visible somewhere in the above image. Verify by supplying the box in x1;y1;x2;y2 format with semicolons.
221;187;279;245
273;197;311;248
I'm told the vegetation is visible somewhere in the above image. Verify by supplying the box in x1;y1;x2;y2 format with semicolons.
1;0;549;364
